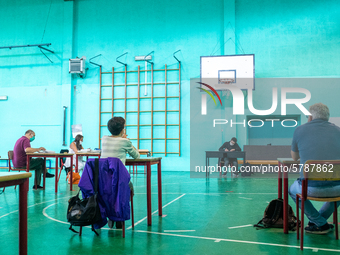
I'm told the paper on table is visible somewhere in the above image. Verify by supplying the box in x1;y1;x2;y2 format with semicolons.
79;149;100;153
79;149;90;152
38;150;55;153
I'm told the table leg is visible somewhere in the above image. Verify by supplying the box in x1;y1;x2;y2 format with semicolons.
70;156;73;191
283;170;289;234
43;157;46;190
27;156;37;190
76;155;78;173
19;178;28;255
147;162;152;226
206;157;209;178
55;157;58;193
278;162;282;199
26;156;30;173
157;160;162;216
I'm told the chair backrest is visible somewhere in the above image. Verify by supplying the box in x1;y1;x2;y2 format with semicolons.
8;150;14;170
304;160;340;181
60;149;69;164
243;145;291;160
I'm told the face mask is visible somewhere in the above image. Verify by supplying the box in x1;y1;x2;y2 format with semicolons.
79;141;83;145
230;142;234;146
30;136;35;142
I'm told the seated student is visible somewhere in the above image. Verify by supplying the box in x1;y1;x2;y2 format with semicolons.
64;134;86;172
219;137;241;176
101;116;140;228
13;129;54;189
289;103;340;234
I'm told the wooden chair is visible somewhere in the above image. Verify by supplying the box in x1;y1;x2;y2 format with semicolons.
3;151;27;191
58;149;70;182
296;160;340;250
218;159;235;177
77;158;134;237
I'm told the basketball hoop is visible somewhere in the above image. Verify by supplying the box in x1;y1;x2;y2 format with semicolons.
219;78;234;84
219;79;234;97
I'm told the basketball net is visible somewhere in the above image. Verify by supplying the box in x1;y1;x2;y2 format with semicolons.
219;78;234;97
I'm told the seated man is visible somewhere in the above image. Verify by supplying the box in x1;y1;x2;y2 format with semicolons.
289;103;340;234
13;129;54;189
219;137;241;176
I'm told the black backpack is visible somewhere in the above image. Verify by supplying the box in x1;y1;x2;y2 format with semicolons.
241;162;255;177
67;158;102;235
254;198;298;230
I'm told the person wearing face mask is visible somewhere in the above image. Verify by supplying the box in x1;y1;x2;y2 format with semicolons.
64;134;86;172
219;137;241;176
13;129;54;189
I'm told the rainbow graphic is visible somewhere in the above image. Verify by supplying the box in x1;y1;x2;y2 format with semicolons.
197;82;223;106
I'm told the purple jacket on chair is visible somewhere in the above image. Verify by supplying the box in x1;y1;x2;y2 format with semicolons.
78;157;131;229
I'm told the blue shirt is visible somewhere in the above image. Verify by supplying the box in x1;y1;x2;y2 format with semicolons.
291;119;340;187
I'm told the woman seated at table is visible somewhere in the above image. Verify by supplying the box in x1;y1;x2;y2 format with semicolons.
101;116;140;228
65;134;86;172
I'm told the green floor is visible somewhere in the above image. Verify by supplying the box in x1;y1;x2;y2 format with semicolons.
0;170;339;255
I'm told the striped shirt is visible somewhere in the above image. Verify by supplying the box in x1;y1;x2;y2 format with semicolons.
101;136;140;165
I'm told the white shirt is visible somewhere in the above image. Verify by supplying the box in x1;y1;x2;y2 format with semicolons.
100;136;140;165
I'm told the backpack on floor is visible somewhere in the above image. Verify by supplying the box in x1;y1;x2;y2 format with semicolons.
241;162;255;177
254;198;298;231
67;158;102;235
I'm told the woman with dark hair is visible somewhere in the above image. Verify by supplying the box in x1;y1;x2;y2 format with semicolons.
65;134;86;171
101;117;139;229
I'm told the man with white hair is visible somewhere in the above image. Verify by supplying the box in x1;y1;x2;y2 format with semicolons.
13;129;54;189
289;103;340;234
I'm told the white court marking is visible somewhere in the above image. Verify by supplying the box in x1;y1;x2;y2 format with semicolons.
135;230;340;253
41;193;186;231
134;192;277;195
228;224;253;229
164;230;196;233
127;194;186;229
238;197;253;200
42;204;122;231
0;192;273;219
0;196;71;219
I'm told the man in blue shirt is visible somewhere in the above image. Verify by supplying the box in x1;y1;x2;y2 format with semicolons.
289;103;340;234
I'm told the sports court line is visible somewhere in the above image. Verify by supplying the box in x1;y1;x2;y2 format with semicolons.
43;203;69;225
127;193;186;230
134;230;340;252
228;224;253;229
134;192;277;195
164;230;196;233
0;196;71;219
42;204;123;231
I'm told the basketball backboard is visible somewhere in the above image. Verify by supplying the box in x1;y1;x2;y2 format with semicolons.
200;54;255;90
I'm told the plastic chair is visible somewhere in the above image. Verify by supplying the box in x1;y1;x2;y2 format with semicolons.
296;160;340;250
3;151;27;191
219;159;234;177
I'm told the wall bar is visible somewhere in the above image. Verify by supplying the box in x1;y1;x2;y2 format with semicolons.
99;66;102;148
165;64;167;156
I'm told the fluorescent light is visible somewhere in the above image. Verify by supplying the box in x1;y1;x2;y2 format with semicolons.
135;55;152;61
0;96;8;100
